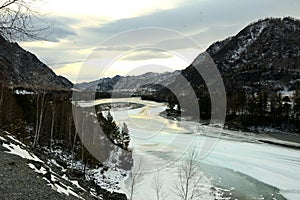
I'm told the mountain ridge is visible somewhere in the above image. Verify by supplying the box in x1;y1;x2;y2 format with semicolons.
158;17;300;98
205;17;300;92
75;71;181;95
0;35;73;90
77;17;300;97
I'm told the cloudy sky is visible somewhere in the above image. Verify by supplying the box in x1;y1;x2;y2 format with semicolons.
20;0;300;83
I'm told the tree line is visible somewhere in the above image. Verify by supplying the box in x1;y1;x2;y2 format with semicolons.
164;88;300;133
225;89;300;132
0;85;133;171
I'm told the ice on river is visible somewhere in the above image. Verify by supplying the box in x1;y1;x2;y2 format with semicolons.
81;98;300;200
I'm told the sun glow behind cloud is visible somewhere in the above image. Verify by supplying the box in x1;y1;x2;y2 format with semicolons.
19;0;300;83
21;0;195;82
102;56;189;78
68;48;198;83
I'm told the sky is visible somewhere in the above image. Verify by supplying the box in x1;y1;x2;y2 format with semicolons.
20;0;300;83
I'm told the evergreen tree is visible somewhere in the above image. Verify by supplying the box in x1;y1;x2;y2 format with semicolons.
96;111;106;126
256;90;268;126
282;96;291;123
275;93;283;125
176;103;181;115
237;91;247;116
103;111;120;143
293;89;300;120
247;92;257;126
270;93;277;126
121;123;130;150
293;89;300;132
167;97;175;111
96;110;131;150
198;93;211;119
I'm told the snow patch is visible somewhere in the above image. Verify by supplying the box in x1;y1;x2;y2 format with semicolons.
29;159;86;199
28;163;47;174
3;142;43;162
231;21;268;62
62;174;87;192
7;135;25;146
0;136;7;142
1;133;87;199
14;89;34;95
49;182;84;199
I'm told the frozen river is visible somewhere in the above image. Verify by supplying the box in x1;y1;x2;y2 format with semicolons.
80;97;300;200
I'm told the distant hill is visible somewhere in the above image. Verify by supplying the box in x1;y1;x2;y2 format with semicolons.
75;71;180;95
0;36;73;90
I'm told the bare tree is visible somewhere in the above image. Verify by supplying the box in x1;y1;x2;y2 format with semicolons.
0;81;4;123
49;100;56;152
32;88;47;147
128;159;144;200
0;0;48;40
174;149;204;200
70;103;84;171
152;171;167;200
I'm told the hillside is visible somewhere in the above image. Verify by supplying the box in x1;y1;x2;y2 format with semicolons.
0;36;73;90
149;17;300;132
181;17;300;93
0;129;127;200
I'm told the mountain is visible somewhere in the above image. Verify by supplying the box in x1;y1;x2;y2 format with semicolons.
75;71;180;94
179;17;300;93
155;17;300;132
0;36;73;90
77;17;299;97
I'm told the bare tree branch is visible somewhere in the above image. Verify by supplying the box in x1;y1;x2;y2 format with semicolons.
32;88;47;147
0;0;18;10
152;171;167;200
128;159;144;200
174;149;204;200
0;0;50;41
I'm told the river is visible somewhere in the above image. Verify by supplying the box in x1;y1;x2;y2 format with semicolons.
79;97;300;200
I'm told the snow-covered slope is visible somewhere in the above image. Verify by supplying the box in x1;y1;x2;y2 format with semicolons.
0;131;89;199
0;130;128;199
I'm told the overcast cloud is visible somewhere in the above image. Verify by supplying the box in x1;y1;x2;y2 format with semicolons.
20;0;300;82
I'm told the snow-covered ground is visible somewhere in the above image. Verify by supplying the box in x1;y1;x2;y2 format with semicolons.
82;97;300;200
0;131;90;199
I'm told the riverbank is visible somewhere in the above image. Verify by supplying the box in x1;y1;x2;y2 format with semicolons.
97;98;300;150
159;108;300;149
